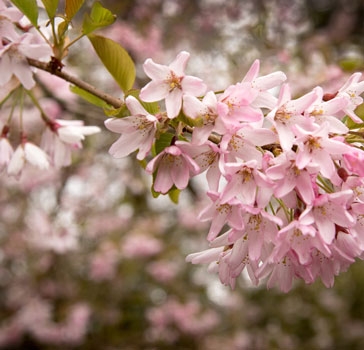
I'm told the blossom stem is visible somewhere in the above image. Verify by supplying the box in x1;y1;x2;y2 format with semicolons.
27;58;124;109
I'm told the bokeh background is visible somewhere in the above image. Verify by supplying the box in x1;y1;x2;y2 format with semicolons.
2;0;364;349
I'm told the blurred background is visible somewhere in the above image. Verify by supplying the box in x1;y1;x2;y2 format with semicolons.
2;0;364;349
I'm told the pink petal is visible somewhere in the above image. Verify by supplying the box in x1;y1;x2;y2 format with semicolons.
165;88;182;119
169;51;190;75
139;81;169;102
143;58;170;80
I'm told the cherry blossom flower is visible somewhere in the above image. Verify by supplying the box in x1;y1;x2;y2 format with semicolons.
182;91;223;145
42;119;101;168
266;84;318;151
105;96;159;160
0;32;52;89
139;51;207;119
293;122;352;184
336;72;364;123
7;141;49;177
146;140;200;194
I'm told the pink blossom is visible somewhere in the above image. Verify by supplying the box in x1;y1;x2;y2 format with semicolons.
182;91;226;145
42;119;100;168
293;122;352;184
336;72;364;123
105;96;159;160
300;190;355;245
146;141;200;194
7;141;49;178
266;84;318;151
140;51;207;119
0;32;52;89
343;148;364;176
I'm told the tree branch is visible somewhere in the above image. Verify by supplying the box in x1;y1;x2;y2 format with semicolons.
27;58;124;109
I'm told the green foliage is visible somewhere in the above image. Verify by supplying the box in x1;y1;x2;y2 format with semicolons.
69;85;110;108
82;1;116;35
88;34;136;93
65;0;84;20
154;132;174;155
41;0;59;18
11;0;38;26
168;187;180;204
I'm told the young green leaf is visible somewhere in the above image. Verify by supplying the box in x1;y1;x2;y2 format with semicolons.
82;1;116;35
65;0;85;20
69;85;110;108
88;34;136;92
41;0;59;18
155;132;174;155
11;0;38;26
168;187;180;204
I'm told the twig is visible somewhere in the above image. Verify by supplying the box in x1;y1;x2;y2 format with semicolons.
27;58;124;109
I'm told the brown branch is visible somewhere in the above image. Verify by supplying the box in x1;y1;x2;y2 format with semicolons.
27;58;124;109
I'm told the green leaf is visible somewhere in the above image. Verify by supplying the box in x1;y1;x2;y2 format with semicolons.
82;1;116;35
65;0;84;20
88;34;136;92
41;0;59;18
154;132;174;155
11;0;38;26
57;19;69;38
168;188;180;204
69;85;110;108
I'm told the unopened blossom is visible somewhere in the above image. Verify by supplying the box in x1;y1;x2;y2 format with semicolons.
140;51;207;119
105;96;159;160
146;141;200;194
0;32;52;89
42;119;101;168
7;141;49;177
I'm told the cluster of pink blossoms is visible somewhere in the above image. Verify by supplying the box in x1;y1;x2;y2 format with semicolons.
106;51;364;292
0;1;101;177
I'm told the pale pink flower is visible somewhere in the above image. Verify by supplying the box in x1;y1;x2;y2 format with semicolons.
182;91;224;145
242;59;287;109
300;190;355;245
293;122;352;184
217;82;262;128
266;84;318;151
266;150;316;204
42;119;100;168
336;72;364;123
146;141;200;194
7;141;49;177
220;160;273;207
0;32;52;89
307;86;349;134
105;96;158;160
198;191;245;241
140;51;207;119
343;148;364;177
